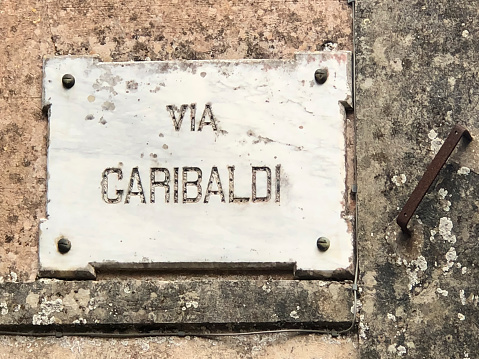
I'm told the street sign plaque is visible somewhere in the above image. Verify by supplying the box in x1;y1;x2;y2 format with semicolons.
40;53;354;279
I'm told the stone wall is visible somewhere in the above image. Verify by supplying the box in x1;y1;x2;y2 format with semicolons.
0;0;357;357
356;0;479;357
7;0;479;357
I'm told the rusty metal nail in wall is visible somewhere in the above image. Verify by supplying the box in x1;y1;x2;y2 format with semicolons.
396;124;472;235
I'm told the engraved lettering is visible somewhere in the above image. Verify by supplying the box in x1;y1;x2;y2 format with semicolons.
204;166;225;203
101;168;124;204
101;165;281;205
166;104;188;131
228;166;249;203
252;166;271;203
173;167;179;203
125;167;146;204
183;167;202;203
198;104;218;131
275;164;281;203
190;103;196;131
150;168;170;203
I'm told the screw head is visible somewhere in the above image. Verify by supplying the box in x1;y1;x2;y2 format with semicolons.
62;74;75;89
57;237;71;254
314;68;328;84
316;237;330;252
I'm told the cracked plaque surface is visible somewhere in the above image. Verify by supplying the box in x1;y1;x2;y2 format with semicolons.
40;52;353;278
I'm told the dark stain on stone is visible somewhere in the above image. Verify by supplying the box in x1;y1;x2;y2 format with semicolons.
402;58;412;70
7;214;18;225
23;74;34;85
4;234;14;243
129;13;138;21
372;128;385;140
371;151;388;163
8;173;23;184
246;39;268;59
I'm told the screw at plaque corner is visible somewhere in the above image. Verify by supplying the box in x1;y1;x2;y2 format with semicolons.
314;69;328;84
62;74;75;89
57;238;71;254
317;237;330;252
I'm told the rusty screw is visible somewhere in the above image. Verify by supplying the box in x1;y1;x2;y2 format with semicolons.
314;68;328;84
57;237;71;254
62;74;75;89
316;237;330;252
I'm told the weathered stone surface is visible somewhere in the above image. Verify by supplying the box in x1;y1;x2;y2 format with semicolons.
356;1;479;357
1;0;355;356
0;279;353;328
0;334;358;359
0;0;352;283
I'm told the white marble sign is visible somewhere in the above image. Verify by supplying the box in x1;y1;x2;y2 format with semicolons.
40;53;354;279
